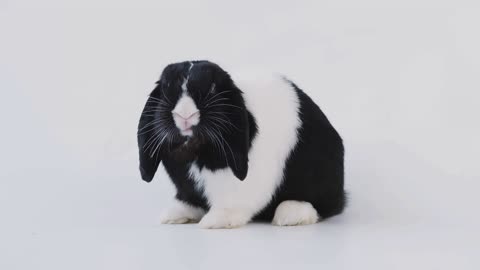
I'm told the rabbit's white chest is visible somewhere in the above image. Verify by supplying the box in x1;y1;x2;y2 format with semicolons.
188;161;281;212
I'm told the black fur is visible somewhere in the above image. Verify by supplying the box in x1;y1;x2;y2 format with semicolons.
253;81;346;220
138;61;345;221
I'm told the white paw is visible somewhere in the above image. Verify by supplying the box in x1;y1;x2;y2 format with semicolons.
272;200;319;226
199;209;250;229
160;199;205;224
160;216;192;224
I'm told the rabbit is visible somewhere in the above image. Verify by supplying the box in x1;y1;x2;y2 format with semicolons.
137;60;346;229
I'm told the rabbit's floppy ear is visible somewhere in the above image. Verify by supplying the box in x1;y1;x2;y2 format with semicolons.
137;95;162;182
209;68;253;181
225;104;251;181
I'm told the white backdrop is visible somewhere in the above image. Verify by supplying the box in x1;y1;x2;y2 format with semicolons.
1;1;479;269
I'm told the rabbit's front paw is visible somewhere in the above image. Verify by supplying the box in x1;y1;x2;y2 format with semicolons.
160;199;205;224
199;209;250;229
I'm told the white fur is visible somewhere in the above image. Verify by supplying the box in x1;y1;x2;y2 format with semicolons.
160;199;205;224
174;63;200;136
181;62;194;92
189;75;301;229
272;200;319;226
199;208;250;229
181;78;188;92
172;93;200;136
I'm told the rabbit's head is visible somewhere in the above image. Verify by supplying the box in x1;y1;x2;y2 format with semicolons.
138;61;252;182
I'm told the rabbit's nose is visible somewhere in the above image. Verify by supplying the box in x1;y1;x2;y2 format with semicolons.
172;94;200;136
173;111;200;120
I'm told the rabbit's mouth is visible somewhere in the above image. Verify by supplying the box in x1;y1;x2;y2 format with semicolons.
172;94;200;136
179;127;193;136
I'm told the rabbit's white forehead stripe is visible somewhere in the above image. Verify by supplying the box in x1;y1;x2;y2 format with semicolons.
181;78;188;92
181;62;195;92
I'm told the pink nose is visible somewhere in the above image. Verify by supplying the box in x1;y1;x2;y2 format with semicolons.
173;111;199;131
173;111;199;120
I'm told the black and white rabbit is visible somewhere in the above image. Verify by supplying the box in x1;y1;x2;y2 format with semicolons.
138;60;345;228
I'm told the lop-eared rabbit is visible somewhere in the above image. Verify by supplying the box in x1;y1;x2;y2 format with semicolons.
138;61;345;228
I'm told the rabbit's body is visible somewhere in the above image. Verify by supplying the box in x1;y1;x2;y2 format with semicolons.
138;61;345;228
